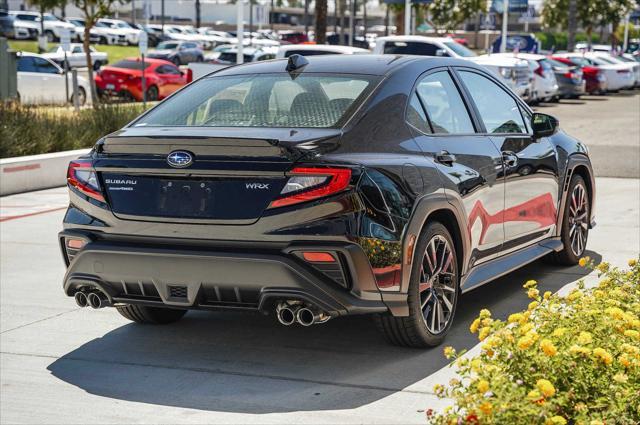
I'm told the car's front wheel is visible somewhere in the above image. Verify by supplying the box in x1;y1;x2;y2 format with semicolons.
116;305;187;324
547;174;590;265
375;221;459;348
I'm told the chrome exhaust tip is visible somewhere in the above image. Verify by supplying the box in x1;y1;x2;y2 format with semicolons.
87;291;109;309
276;302;298;326
296;307;316;327
74;292;88;308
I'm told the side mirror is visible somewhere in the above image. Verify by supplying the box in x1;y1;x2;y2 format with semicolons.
531;112;559;138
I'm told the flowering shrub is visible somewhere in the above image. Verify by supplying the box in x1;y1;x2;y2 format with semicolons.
429;258;640;424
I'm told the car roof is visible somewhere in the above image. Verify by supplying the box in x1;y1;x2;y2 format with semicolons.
278;44;368;53
212;54;477;77
120;57;173;65
491;52;546;60
375;35;454;44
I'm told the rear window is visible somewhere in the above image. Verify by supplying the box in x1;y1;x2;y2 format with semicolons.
135;73;378;128
112;60;152;70
383;41;438;56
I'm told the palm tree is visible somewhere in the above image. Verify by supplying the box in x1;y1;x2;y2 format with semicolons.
315;0;328;43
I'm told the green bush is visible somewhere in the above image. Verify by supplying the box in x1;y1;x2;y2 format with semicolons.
0;103;149;158
428;258;640;424
535;32;601;51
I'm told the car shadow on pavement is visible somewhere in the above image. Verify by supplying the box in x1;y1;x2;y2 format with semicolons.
47;251;600;414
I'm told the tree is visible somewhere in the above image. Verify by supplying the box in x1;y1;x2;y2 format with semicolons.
429;0;485;33
72;0;128;106
195;0;201;29
315;0;328;43
27;0;66;52
567;0;577;51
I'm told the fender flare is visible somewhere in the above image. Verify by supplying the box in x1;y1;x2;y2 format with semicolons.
556;153;596;235
381;190;470;317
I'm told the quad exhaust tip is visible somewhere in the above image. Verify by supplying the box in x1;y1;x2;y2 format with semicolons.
75;289;110;309
74;292;88;308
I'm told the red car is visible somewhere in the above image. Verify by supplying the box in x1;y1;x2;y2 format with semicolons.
551;56;607;94
95;57;187;102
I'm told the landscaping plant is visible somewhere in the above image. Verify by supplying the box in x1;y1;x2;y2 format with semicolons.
428;258;640;424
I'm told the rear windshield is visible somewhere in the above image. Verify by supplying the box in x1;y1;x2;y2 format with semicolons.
112;60;152;70
135;73;378;128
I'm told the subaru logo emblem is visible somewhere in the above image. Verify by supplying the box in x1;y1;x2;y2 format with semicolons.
167;151;193;168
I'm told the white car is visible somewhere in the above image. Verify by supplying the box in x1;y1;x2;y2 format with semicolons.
162;25;211;48
41;43;109;70
10;11;76;42
65;17;118;45
16;52;91;106
275;44;369;58
487;53;559;103
556;52;635;91
373;36;532;101
11;18;39;39
98;18;141;45
588;52;640;87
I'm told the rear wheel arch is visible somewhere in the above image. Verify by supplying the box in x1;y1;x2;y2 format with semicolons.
426;209;464;279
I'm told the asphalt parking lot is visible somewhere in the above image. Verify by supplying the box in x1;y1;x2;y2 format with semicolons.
1;93;639;424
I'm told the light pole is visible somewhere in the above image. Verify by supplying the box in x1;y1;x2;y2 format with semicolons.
237;0;244;64
500;0;509;53
404;0;411;35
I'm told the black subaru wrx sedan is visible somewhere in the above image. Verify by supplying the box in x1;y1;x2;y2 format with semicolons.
60;54;595;347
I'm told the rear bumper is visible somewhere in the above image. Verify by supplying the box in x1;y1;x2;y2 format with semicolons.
59;230;389;317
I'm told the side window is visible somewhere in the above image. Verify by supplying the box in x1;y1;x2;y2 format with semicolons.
406;93;432;134
72;46;83;53
155;65;167;74
458;70;526;134
17;57;37;72
33;58;60;74
415;71;474;134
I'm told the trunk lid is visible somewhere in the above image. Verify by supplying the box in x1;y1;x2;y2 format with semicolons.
95;126;342;224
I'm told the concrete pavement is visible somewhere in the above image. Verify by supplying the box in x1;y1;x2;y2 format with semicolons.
1;177;638;424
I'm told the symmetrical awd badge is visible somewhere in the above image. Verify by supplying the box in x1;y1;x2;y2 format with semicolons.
167;151;193;168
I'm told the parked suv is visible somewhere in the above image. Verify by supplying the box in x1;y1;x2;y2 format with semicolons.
60;55;595;347
373;36;533;101
10;11;76;42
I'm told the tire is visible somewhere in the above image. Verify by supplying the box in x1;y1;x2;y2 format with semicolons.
116;305;187;324
196;55;204;63
146;85;159;101
93;60;102;71
45;30;56;42
99;36;108;45
375;221;459;348
71;87;86;106
546;174;590;266
172;56;181;66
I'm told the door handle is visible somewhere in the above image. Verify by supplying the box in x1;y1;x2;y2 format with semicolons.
436;150;456;166
502;151;518;168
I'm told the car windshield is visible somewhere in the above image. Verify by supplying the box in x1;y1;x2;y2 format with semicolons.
134;73;378;128
442;41;476;57
116;22;131;28
69;19;83;27
42;14;59;21
112;60;152;70
94;21;108;28
157;41;179;50
593;56;618;64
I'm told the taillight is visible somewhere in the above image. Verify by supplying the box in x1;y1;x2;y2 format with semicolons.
67;160;105;202
534;64;544;77
268;167;352;209
186;68;193;83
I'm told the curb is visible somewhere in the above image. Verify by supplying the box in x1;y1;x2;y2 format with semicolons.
0;149;91;196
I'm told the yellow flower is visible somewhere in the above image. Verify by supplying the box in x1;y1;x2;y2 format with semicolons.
567;290;583;301
624;330;639;340
613;373;628;383
479;401;492;415
619;354;631;367
605;307;625;320
527;389;543;402
578;256;589;267
479;309;491;319
577;331;593;345
527;288;540;299
528;301;539;310
523;279;538;288
478;326;491;341
543;291;552;300
545;416;567;425
590;421;604;425
596;262;609;273
470;318;481;334
540;339;558;356
536;379;556;398
471;359;482;372
569;345;591;356
593;347;613;365
433;384;444;394
443;346;455;359
628;258;637;267
477;379;490;393
520;322;534;335
518;335;535;350
508;313;525;324
552;327;568;337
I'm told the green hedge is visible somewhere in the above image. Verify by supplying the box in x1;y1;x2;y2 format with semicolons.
0;103;149;158
535;32;602;51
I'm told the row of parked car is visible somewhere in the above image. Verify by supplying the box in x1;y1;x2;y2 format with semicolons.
12;33;640;106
